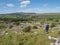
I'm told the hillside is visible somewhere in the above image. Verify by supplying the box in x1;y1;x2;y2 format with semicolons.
0;13;60;45
0;12;60;16
0;12;37;16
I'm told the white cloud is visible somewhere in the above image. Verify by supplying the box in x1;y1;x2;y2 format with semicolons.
20;0;30;7
0;9;7;13
6;3;14;7
56;7;60;9
18;8;41;13
18;0;22;1
43;3;48;7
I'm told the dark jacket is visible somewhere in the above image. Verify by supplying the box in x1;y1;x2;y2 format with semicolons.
45;24;49;31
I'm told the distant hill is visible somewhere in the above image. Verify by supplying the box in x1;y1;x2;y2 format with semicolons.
0;12;37;16
40;13;60;15
0;12;60;16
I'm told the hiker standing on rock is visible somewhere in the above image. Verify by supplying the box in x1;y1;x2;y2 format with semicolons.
45;24;49;34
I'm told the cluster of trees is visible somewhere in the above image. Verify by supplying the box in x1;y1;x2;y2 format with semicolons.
0;14;60;23
0;18;33;22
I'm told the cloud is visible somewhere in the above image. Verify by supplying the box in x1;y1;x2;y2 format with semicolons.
43;3;48;7
20;0;30;7
0;9;7;14
6;3;14;7
18;0;22;1
56;7;60;9
18;8;41;13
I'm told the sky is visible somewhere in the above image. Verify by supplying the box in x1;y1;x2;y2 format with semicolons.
0;0;60;14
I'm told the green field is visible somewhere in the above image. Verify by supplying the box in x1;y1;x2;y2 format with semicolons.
0;13;60;45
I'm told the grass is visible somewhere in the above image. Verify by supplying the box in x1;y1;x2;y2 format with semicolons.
0;27;60;45
0;25;6;29
0;14;60;45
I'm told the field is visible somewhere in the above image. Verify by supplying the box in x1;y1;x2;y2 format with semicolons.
0;13;60;45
